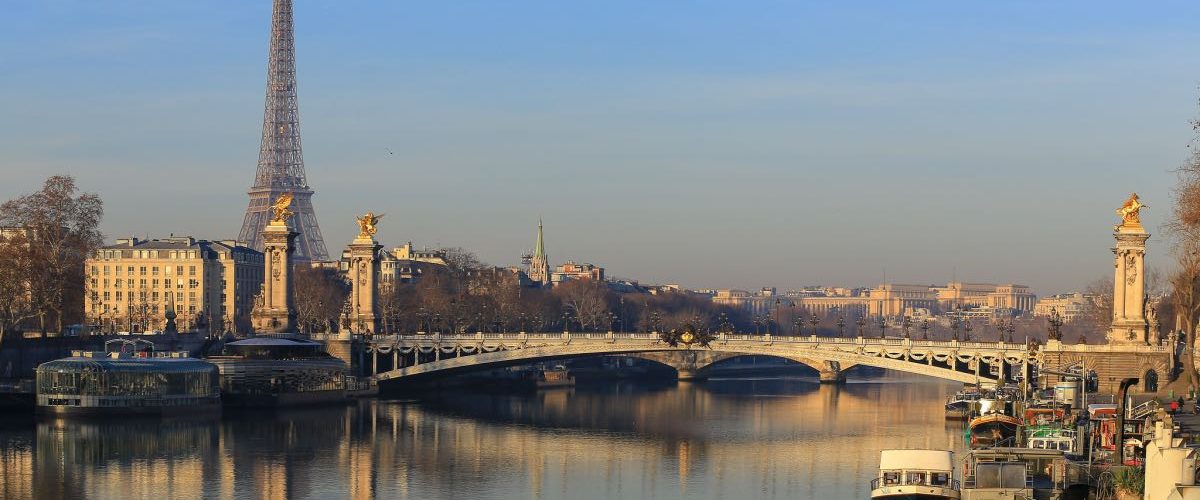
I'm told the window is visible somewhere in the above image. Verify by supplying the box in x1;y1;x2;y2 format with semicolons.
151;267;158;276
103;266;110;276
189;266;196;276
127;266;134;275
152;279;158;288
115;266;121;276
152;292;159;301
91;266;98;276
115;281;121;289
102;279;109;287
103;291;110;300
1145;370;1159;392
140;266;147;275
116;291;122;301
164;279;171;288
177;266;183;275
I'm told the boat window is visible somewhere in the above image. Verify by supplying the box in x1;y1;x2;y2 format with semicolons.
1031;440;1044;449
975;463;1026;489
931;473;949;486
1058;442;1071;451
883;472;900;485
906;472;926;485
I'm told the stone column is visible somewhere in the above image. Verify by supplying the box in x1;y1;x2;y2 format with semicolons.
344;212;384;335
251;217;298;334
347;237;382;334
1108;218;1150;344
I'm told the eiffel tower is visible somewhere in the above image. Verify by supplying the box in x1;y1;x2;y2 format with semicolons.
238;0;329;261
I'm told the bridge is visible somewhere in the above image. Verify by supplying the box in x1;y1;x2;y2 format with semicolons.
352;333;1174;394
359;332;1048;385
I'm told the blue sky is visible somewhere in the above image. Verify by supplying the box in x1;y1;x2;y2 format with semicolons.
2;1;1198;294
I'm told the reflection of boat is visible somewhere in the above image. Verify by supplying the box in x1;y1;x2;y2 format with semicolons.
535;365;575;389
968;414;1021;449
870;449;960;499
35;350;220;416
207;336;347;407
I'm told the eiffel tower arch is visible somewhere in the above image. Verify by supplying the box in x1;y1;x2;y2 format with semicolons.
238;0;329;261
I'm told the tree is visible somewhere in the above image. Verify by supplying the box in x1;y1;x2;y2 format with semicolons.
554;279;611;331
0;175;103;336
1166;96;1200;391
292;265;348;334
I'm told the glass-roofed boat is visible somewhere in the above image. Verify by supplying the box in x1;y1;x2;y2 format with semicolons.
206;335;348;407
35;340;220;416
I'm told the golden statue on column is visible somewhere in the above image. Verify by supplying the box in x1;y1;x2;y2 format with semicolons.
1116;193;1145;229
355;212;384;240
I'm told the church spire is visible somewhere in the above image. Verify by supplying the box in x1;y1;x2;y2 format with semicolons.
528;218;551;287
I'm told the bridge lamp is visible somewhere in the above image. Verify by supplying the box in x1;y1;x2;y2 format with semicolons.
855;315;865;339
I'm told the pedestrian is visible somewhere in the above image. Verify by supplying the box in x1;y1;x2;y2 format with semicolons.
1171;400;1179;414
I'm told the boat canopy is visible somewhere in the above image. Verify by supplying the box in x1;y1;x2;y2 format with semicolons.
879;450;954;471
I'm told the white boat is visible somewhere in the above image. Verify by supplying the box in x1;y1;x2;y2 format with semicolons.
871;449;961;499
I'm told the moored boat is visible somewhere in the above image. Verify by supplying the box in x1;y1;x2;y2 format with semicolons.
535;365;575;389
871;449;960;499
207;336;348;407
968;413;1021;449
35;349;220;416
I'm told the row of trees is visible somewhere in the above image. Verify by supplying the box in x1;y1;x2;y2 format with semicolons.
0;176;103;341
293;251;757;335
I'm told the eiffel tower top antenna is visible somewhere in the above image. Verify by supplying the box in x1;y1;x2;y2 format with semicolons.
237;0;329;261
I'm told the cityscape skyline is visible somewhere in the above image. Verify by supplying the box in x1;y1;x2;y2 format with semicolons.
3;2;1199;293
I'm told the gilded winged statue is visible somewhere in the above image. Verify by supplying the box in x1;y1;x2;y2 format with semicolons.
356;211;384;238
1116;193;1145;227
270;193;295;223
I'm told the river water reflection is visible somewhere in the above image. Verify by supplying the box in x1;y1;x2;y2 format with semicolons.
0;375;966;499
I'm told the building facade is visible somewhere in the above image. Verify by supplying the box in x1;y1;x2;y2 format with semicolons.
551;261;605;285
1033;293;1092;324
85;236;263;334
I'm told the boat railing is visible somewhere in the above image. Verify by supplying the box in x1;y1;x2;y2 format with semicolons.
870;476;960;490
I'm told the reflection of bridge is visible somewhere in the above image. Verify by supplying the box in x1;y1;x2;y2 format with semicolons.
363;333;1050;386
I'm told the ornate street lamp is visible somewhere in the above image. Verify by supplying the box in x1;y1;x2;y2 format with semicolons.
902;316;912;339
793;316;803;336
951;314;961;341
837;315;846;338
963;318;973;342
810;313;820;337
856;315;866;339
920;318;930;340
1047;307;1063;342
878;316;887;339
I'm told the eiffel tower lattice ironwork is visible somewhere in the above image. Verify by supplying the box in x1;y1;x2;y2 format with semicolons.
237;0;329;261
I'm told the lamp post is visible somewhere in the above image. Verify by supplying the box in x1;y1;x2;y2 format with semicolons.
963;318;973;342
793;316;803;337
856;315;866;339
920;318;930;340
1047;307;1063;342
878;316;887;339
902;316;912;339
951;314;961;341
1004;319;1016;344
810;313;820;337
837;315;846;338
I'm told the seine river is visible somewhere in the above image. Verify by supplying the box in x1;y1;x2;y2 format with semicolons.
0;374;966;499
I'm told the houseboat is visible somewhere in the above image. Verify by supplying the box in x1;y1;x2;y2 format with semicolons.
35;349;220;416
961;448;1086;500
206;336;348;407
945;388;982;420
870;449;960;499
534;365;575;389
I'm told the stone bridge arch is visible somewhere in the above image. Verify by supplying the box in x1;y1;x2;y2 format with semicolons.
622;351;855;383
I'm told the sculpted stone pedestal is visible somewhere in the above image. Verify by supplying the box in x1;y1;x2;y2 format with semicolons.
346;237;382;334
1108;213;1150;345
251;220;298;334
